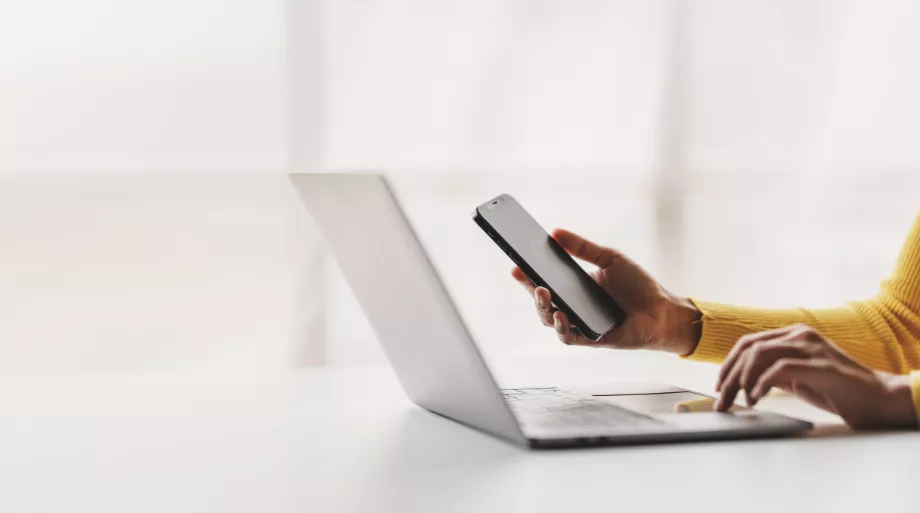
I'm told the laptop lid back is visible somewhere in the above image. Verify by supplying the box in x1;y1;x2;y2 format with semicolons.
291;173;525;445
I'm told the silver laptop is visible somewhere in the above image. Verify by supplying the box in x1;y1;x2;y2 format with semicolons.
292;173;812;448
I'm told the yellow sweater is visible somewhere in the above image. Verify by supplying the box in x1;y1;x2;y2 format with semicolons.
687;211;920;424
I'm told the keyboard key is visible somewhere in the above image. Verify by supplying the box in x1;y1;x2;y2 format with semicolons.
504;387;666;430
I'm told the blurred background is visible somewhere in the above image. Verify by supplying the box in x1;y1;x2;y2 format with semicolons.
2;0;920;372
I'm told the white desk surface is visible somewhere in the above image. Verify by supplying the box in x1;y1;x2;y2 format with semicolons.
1;353;918;513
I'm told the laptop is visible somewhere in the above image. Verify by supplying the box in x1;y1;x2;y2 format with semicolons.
291;173;812;448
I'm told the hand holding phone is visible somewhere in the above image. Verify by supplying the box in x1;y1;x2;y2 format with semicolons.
474;194;702;354
473;194;626;340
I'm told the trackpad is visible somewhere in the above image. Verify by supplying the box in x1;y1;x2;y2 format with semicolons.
596;391;722;415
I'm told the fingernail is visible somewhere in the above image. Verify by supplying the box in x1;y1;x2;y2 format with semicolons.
553;316;561;328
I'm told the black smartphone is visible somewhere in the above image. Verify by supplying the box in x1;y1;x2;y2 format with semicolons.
472;194;626;341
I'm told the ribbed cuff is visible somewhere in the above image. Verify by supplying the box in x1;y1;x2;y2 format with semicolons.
680;299;747;363
910;371;920;429
678;297;911;374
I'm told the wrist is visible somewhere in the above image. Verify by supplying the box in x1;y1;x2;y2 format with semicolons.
878;373;918;429
661;294;702;357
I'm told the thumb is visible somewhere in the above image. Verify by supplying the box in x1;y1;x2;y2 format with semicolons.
551;228;618;267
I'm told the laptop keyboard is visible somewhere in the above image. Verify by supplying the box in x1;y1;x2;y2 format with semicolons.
501;387;667;430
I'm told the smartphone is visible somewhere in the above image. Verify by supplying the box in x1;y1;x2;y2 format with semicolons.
472;194;626;341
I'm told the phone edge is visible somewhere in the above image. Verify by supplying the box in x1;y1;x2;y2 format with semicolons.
472;203;606;341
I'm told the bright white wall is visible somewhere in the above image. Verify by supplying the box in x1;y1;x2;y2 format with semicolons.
0;174;314;371
0;0;287;172
2;0;920;371
0;1;300;371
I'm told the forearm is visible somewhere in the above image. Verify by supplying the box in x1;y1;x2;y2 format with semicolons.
683;297;920;374
682;211;920;371
663;211;920;426
684;297;920;427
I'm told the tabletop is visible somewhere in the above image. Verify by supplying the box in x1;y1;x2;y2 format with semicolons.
0;353;918;513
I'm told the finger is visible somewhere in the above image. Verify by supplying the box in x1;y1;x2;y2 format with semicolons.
750;359;834;402
511;266;536;294
718;325;802;388
554;311;592;346
551;228;620;268
718;325;801;388
717;333;810;411
715;349;754;412
534;288;555;327
738;339;810;406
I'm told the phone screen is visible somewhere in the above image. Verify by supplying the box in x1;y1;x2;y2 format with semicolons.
474;194;625;340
